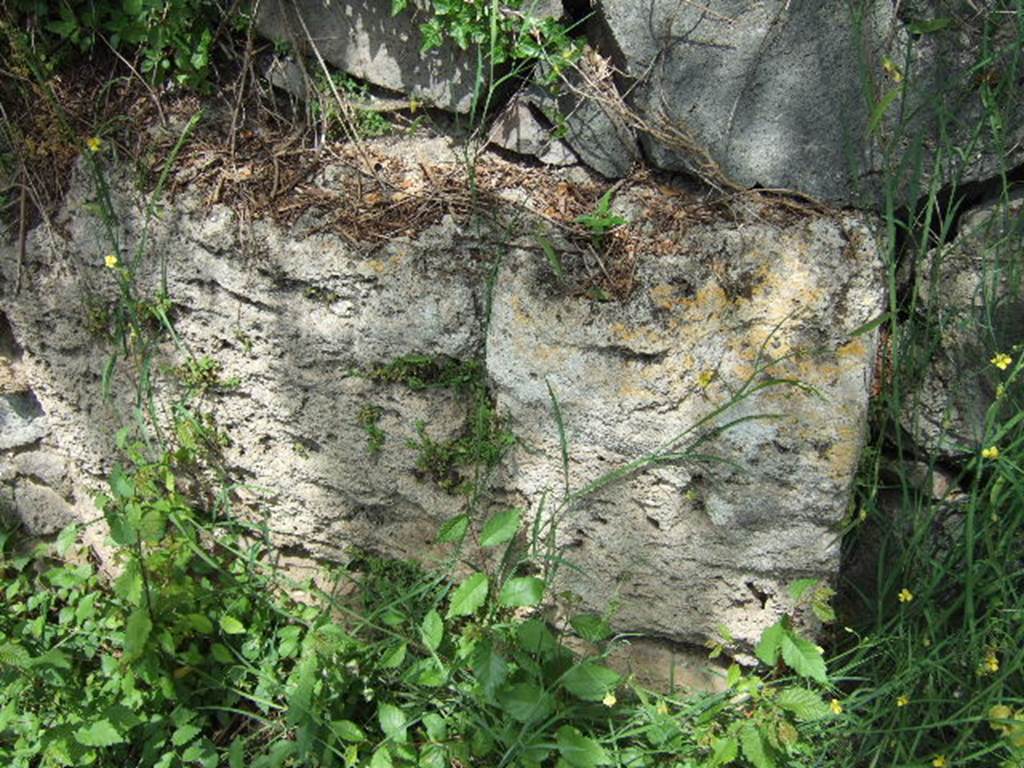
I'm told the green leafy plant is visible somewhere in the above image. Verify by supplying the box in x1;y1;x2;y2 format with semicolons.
576;187;627;251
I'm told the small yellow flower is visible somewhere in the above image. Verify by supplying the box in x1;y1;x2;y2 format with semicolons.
830;699;843;715
991;353;1012;370
86;136;103;153
996;383;1006;399
922;637;932;648
981;446;1000;460
932;755;947;768
696;369;716;389
985;651;999;674
104;254;118;269
896;694;909;707
898;588;914;604
602;692;617;708
655;701;669;716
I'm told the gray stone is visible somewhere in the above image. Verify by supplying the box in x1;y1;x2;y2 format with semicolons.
531;51;640;179
14;450;68;488
489;98;579;167
0;393;47;450
488;199;885;648
901;193;1024;459
590;0;1024;205
255;0;478;113
13;480;75;536
0;146;884;657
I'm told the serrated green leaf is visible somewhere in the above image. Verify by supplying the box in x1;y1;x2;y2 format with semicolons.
172;724;201;746
556;725;610;767
516;618;557;656
569;613;611;642
422;712;447;741
211;643;233;663
380;641;407;669
420;610;443;651
755;620;785;666
497;682;554;723
479;508;521;547
332;720;366;742
499;576;545;607
186;613;214;634
788;579;820;601
228;738;245;768
28;649;71;670
560;662;620;701
378;703;407;743
446;572;489;618
740;723;776;768
75;719;124;747
471;640;507;699
420;742;446;768
437;514;469;543
219;615;245;635
710;735;738;767
776;687;831;721
124;608;152;660
780;631;828;683
370;746;393;768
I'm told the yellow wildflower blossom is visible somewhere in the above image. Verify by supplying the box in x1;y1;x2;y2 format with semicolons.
985;651;999;674
602;692;617;708
86;136;103;153
104;254;118;269
896;694;909;707
830;699;843;715
696;369;716;389
655;701;669;716
981;446;1000;460
991;353;1012;370
932;755;947;768
898;588;914;604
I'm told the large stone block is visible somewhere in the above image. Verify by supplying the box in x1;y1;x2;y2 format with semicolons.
0;144;884;658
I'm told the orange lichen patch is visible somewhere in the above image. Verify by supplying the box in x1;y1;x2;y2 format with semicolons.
825;423;865;478
837;338;867;360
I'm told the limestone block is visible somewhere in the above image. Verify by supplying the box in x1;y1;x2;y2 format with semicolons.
13;480;75;536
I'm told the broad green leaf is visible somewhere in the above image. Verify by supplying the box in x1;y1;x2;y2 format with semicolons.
186;613;213;634
211;643;233;663
496;682;554;723
75;719;124;747
556;725;610;767
437;514;469;543
788;579;820;601
75;592;98;625
780;631;828;683
516;618;557;655
378;703;407;743
739;723;776;768
420;610;443;651
28;649;71;670
370;746;393;768
726;663;742;688
422;712;447;741
287;655;317;725
499;576;545;607
536;234;565;279
560;662;621;701
228;738;245;768
479;509;521;547
569;613;611;642
220;615;246;635
446;572;489;618
471;640;507;699
776;687;831;721
332;720;366;742
420;743;447;768
114;561;143;605
755;620;785;666
124;608;152;660
380;642;407;669
709;735;738;767
172;724;201;746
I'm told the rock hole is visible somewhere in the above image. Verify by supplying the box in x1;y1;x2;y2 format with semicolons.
645;515;661;529
562;0;592;32
746;581;770;609
0;312;22;360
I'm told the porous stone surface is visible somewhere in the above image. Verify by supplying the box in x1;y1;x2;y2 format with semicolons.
488;193;885;648
488;98;579;167
0;142;884;658
901;192;1024;459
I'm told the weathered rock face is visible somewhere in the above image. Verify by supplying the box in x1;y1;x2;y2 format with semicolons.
0;140;884;662
901;192;1024;459
257;0;1024;207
